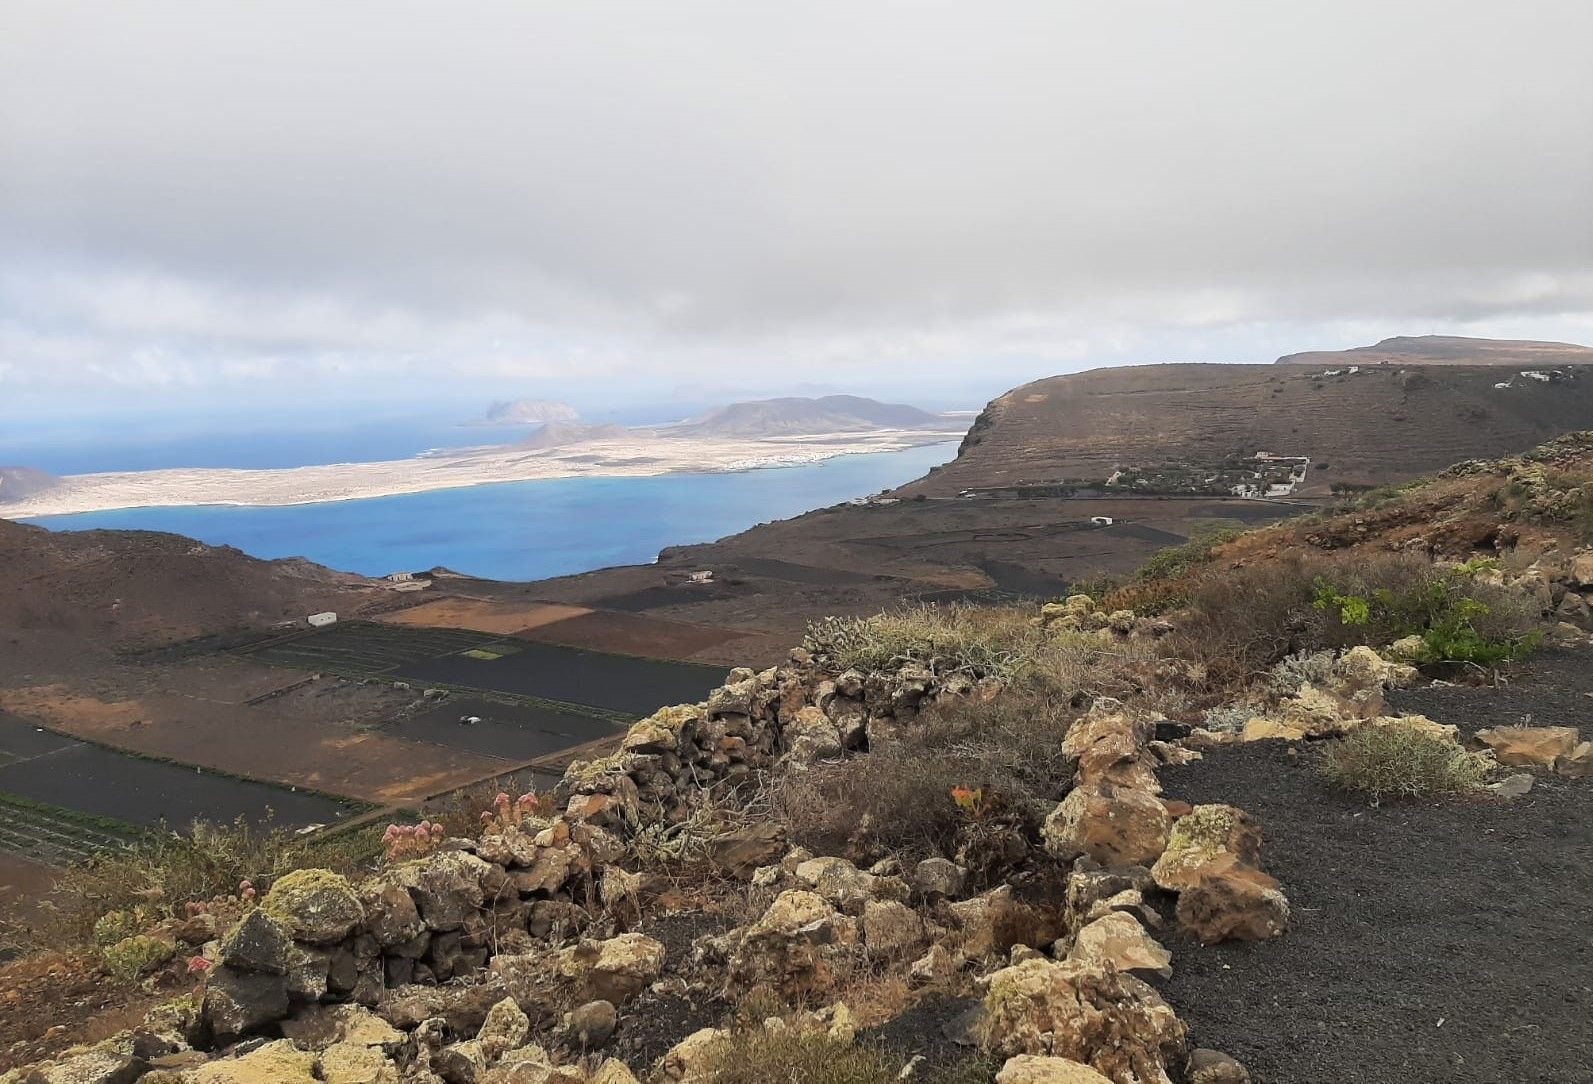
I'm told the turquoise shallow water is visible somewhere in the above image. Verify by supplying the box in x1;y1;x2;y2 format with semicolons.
24;442;957;582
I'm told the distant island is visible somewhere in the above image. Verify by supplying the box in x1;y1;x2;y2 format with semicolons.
0;396;965;517
474;399;581;426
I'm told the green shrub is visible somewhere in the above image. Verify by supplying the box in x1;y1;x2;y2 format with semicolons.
101;934;175;983
1311;558;1542;665
1134;521;1244;583
1169;552;1544;687
1322;722;1493;803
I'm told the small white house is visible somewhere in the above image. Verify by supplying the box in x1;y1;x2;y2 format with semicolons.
307;612;338;628
1090;515;1115;526
386;571;414;582
687;570;714;584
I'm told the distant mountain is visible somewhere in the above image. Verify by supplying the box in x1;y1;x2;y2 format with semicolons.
670;395;955;438
0;466;61;504
1276;335;1593;368
516;421;629;450
478;399;580;426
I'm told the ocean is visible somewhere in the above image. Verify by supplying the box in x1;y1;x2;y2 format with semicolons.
21;442;958;582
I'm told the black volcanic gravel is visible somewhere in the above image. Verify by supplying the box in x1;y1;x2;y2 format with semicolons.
1157;650;1593;1084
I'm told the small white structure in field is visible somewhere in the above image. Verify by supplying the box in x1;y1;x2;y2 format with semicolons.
307;612;338;628
688;570;714;584
1090;515;1115;526
387;571;414;582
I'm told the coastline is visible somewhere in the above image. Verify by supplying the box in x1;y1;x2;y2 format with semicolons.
2;429;962;518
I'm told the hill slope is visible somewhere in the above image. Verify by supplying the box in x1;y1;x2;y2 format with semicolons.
1276;334;1593;368
0;518;375;658
913;361;1593;495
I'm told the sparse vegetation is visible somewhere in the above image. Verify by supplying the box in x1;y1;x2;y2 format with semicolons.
772;688;1072;870
693;1029;903;1084
803;605;1044;680
693;1027;997;1084
1134;521;1244;583
4;817;380;951
1322;722;1493;803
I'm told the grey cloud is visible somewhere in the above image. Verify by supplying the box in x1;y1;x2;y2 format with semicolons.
1;0;1591;408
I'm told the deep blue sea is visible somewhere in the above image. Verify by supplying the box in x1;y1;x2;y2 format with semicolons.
22;442;957;582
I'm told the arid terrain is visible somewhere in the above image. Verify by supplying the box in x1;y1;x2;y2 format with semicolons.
0;429;1588;1083
1;343;1591;1082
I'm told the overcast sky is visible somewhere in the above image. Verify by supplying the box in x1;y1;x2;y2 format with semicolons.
3;1;1591;422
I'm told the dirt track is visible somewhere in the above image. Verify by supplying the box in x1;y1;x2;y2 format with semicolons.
1159;651;1593;1084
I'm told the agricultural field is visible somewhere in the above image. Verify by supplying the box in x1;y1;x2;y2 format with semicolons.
385;695;624;763
391;639;727;717
0;713;363;841
0;793;143;867
242;621;728;719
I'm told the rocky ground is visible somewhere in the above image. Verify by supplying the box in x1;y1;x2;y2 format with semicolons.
2;436;1591;1084
1161;650;1593;1083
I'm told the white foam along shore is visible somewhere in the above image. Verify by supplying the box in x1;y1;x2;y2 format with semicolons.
3;428;961;518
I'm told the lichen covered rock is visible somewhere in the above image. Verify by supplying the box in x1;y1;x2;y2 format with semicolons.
261;869;363;944
1150;805;1262;892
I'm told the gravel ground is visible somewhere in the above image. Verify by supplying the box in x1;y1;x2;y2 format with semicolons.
1158;650;1593;1084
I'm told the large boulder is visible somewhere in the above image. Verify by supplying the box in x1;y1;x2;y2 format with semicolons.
202;967;291;1043
1150;805;1262;892
390;851;494;932
280;1003;403;1049
13;1050;146;1084
980;958;1187;1083
219;909;293;974
261;870;363;945
996;1056;1115;1083
1474;725;1581;769
1174;856;1289;944
1066;912;1172;980
949;885;1066;960
1334;646;1417;692
1063;702;1162;794
557;934;665;1005
728;890;858;993
320;1043;401;1084
477;997;531;1061
861;899;927;960
194;1040;317;1084
1043;784;1171;869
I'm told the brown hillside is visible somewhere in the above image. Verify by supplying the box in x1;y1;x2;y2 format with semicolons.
1276;333;1593;367
911;361;1593;496
0;518;377;658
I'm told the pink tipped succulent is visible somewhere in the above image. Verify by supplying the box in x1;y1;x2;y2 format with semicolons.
186;956;213;975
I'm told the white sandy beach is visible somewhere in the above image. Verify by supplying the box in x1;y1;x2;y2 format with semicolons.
2;429;961;517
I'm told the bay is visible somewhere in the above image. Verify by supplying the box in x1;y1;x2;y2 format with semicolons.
24;442;956;582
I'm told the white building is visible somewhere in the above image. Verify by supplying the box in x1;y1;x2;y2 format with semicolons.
307;612;337;628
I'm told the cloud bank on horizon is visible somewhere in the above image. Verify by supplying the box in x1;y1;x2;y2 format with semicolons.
2;0;1591;415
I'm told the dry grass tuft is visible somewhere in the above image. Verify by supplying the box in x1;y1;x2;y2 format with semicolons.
1322;722;1494;804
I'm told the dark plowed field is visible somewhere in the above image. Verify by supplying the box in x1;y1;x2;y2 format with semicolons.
393;641;727;717
0;741;361;832
1159;650;1593;1084
516;610;747;660
387;697;624;761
